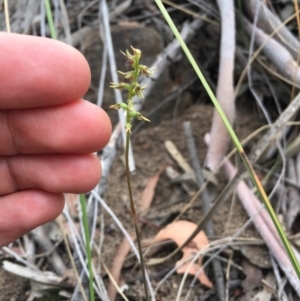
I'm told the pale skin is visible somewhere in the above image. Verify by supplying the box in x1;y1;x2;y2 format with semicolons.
0;33;112;247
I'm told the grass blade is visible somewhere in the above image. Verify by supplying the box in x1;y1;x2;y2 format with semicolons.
80;194;95;301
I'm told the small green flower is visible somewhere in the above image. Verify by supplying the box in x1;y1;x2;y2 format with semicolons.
136;112;150;122
138;65;156;77
120;46;141;66
109;82;131;90
132;83;146;99
130;46;141;60
129;111;150;122
109;103;128;110
118;70;134;81
120;49;135;64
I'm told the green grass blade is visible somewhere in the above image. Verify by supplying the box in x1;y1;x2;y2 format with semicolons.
80;194;95;301
154;0;300;278
44;0;57;40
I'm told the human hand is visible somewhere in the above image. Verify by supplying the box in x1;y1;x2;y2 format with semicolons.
0;33;111;247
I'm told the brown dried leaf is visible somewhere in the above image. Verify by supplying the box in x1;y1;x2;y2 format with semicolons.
140;168;164;212
154;220;213;288
240;259;262;301
108;236;135;301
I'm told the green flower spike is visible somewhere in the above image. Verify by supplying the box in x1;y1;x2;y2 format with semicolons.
109;47;154;301
110;47;151;127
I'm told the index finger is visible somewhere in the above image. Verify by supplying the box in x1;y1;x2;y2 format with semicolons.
0;33;91;109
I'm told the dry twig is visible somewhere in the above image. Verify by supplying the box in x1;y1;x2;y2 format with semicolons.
183;121;225;301
206;0;236;171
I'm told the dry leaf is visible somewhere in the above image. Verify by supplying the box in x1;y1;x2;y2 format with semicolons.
140;168;164;212
241;259;262;301
108;236;135;301
154;220;213;288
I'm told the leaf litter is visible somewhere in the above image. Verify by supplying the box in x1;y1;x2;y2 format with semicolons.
153;220;213;288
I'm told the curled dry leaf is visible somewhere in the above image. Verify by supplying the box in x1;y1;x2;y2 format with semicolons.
140;168;165;213
108;236;135;301
153;220;213;288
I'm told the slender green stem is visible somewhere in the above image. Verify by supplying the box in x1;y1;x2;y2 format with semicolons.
155;0;300;278
44;0;57;40
80;194;95;301
125;126;149;301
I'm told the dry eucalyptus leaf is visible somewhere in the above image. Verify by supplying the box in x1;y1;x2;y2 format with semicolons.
140;168;164;213
108;236;133;301
153;220;213;288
